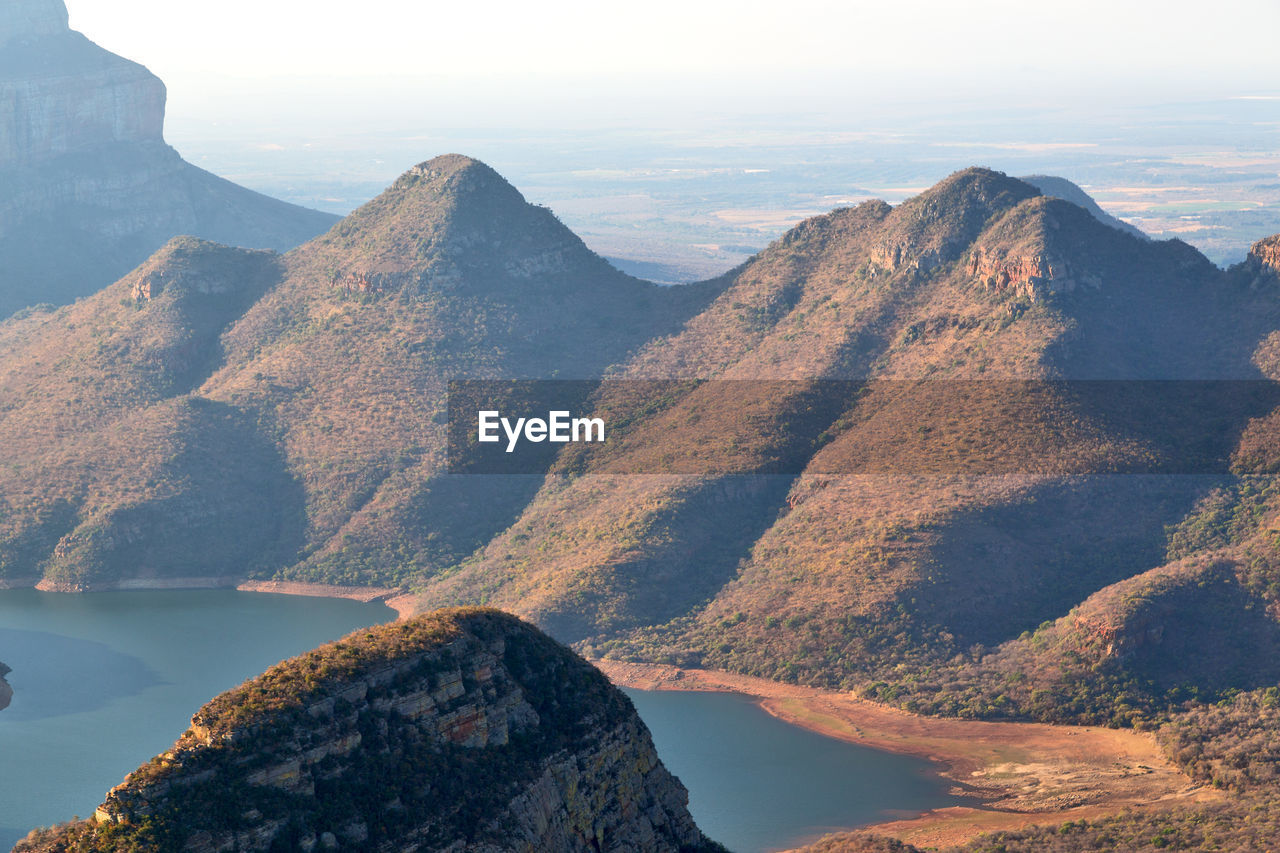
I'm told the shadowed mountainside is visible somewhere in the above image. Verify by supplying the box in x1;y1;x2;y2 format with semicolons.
6;159;1280;734
11;158;1280;850
416;168;1280;731
0;154;719;590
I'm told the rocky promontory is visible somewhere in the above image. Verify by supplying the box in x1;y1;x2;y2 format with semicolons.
14;608;720;852
0;0;336;317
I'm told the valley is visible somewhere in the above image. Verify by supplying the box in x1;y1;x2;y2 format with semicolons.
6;1;1280;851
5;113;1280;853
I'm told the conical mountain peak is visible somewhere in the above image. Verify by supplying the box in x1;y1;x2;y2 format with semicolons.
863;167;1040;276
307;154;617;284
395;153;519;198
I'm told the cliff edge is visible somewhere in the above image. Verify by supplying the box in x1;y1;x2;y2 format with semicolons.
13;608;720;852
0;0;336;317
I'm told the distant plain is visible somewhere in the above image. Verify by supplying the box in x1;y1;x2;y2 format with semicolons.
165;95;1280;280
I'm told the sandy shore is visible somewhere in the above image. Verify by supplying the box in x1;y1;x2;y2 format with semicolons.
19;577;415;619
594;660;1222;849
234;580;412;617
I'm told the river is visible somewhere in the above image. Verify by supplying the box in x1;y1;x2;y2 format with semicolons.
0;588;957;851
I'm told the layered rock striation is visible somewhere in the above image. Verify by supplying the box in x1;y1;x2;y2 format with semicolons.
0;0;336;317
15;608;718;852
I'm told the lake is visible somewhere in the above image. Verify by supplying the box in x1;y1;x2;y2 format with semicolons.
627;689;960;852
0;589;958;851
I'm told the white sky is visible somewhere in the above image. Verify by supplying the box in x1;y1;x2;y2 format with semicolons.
63;0;1280;85
53;0;1280;135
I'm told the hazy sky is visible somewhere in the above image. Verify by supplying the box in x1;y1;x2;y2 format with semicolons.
64;0;1280;91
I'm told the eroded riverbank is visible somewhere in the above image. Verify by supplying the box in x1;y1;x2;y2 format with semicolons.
595;660;1222;849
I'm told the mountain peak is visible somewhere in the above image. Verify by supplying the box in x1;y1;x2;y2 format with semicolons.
125;236;279;302
864;167;1039;277
405;152;498;180
390;153;525;208
312;154;613;282
913;167;1040;213
966;192;1212;307
0;0;68;44
1021;174;1149;241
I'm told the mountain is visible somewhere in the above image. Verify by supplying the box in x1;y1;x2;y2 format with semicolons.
13;608;721;852
8;154;1280;853
412;167;1280;726
1020;175;1149;241
0;0;336;318
6;157;1280;733
11;157;1280;849
0;155;718;590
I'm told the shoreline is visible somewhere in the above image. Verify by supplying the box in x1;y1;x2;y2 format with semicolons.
8;577;417;619
593;660;1222;849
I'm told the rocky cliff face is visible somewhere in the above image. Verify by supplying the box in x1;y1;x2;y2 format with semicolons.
1245;235;1280;281
0;0;336;317
0;0;67;42
0;33;165;165
15;609;717;853
0;660;11;712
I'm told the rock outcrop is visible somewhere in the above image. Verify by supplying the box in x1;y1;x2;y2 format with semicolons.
0;0;336;317
965;243;1102;302
1242;235;1280;284
0;660;11;712
14;608;719;853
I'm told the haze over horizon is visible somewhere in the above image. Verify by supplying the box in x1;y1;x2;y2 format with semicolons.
63;0;1280;126
48;0;1280;275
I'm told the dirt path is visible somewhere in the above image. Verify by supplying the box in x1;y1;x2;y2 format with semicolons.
594;660;1222;849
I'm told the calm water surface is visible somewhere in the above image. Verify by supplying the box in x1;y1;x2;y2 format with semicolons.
0;589;959;852
627;689;961;852
0;588;396;849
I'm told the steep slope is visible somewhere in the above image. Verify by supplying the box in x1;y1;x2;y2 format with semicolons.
8;159;1280;728
0;0;336;317
415;169;1280;720
0;155;718;589
195;155;717;585
13;608;720;852
0;238;299;586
